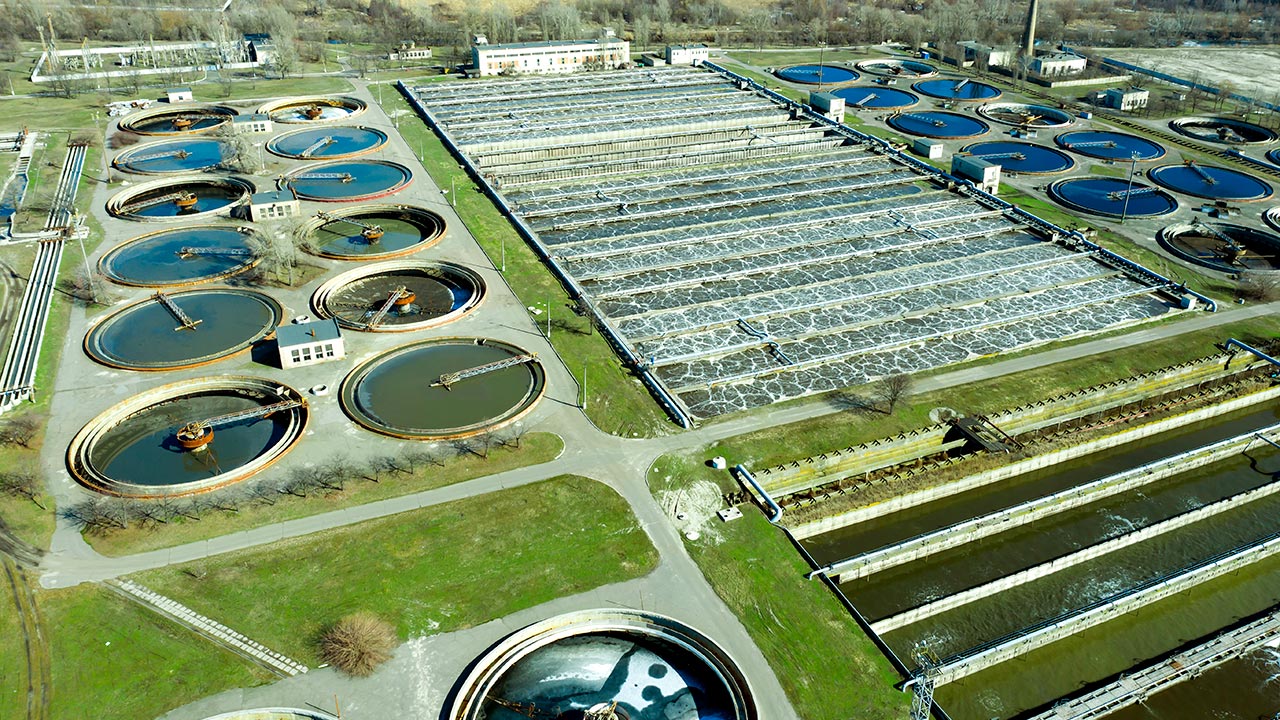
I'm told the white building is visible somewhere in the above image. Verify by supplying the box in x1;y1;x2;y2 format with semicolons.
1101;87;1149;111
955;41;1014;69
166;87;193;103
665;44;713;66
248;189;300;222
388;41;432;62
231;113;273;134
1030;52;1087;77
952;154;1001;194
277;318;345;369
808;91;844;122
472;36;630;77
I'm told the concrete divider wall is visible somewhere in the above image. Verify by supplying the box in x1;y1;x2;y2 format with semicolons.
792;384;1280;539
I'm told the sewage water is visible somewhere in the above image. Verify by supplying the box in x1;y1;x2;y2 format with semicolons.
309;210;442;258
101;226;256;286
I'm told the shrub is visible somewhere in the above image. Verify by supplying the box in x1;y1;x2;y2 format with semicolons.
318;613;397;676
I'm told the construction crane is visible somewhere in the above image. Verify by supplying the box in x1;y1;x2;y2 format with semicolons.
295;172;354;183
121;191;198;213
175;398;305;451
176;246;255;259
317;211;384;241
130;148;191;163
431;353;538;389
151;291;202;331
298;136;336;158
361;286;414;329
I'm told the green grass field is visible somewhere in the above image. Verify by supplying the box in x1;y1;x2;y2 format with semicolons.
134;475;658;664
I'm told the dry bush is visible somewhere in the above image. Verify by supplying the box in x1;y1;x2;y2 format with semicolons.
319;613;397;677
1237;272;1280;302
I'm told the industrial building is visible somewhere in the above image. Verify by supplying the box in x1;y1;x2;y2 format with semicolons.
1030;51;1087;77
276;318;345;369
665;44;714;66
1099;86;1151;111
471;33;630;77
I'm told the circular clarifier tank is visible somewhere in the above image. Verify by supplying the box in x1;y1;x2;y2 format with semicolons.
302;205;445;259
1158;222;1280;273
832;86;918;110
258;96;367;124
119;105;237;135
313;261;485;332
1266;207;1280;233
856;58;938;78
113;138;231;174
449;609;756;720
1054;130;1166;162
101;226;259;287
912;78;1001;101
977;102;1074;128
85;289;283;371
959;141;1075;174
107;176;254;221
341;338;545;440
266;125;388;160
1170;116;1278;145
774;64;857;84
1148;162;1273;202
1267;149;1280;168
1048;177;1178;218
67;377;308;497
282;160;411;202
886;111;989;139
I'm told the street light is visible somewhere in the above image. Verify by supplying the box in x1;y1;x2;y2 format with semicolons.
1119;151;1140;223
533;300;551;339
818;41;826;86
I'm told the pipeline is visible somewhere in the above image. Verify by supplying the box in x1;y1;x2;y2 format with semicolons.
731;464;782;523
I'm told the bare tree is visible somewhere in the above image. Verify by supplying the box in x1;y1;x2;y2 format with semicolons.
1238;272;1280;302
0;471;43;507
877;373;915;413
0;414;42;448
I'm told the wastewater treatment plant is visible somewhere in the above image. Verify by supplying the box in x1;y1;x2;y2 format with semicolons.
3;29;1280;720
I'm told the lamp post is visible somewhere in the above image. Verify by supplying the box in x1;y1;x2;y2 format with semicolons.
818;41;826;86
534;300;551;339
1119;151;1140;223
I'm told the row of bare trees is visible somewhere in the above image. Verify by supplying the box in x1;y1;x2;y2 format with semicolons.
61;426;529;535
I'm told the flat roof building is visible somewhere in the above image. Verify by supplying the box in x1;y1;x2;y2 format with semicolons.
166;87;193;103
249;189;300;222
1100;87;1150;112
665;44;713;66
232;113;273;134
277;318;344;369
473;36;630;77
1031;51;1087;77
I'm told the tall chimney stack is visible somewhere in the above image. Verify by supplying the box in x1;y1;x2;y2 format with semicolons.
1022;0;1039;59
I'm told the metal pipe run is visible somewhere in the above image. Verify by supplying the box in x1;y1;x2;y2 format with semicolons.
732;464;782;523
1224;338;1280;369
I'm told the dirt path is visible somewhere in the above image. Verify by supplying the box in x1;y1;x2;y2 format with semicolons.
3;553;51;720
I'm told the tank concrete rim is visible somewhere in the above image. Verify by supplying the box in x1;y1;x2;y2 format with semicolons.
1265;208;1280;233
773;64;859;85
1169;116;1278;145
1053;130;1167;162
311;260;486;332
198;709;338;720
1146;163;1274;202
338;337;545;440
300;204;446;260
106;175;255;222
257;96;368;124
447;609;757;720
266;125;389;160
976;102;1074;128
855;58;938;78
66;377;309;498
886;111;989;139
1158;223;1280;274
282;159;412;202
912;78;1002;102
119;105;238;135
99;225;262;287
1047;176;1178;218
959;141;1075;175
112;137;229;175
84;288;284;371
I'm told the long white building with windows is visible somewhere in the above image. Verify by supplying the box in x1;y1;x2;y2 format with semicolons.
472;36;630;77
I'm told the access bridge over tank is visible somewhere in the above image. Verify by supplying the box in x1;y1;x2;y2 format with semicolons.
407;66;1189;421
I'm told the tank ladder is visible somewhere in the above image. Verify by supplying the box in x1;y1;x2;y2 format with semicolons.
1107;185;1160;201
130;148;191;163
362;286;410;329
968;151;1027;162
431;353;538;389
295;172;353;183
120;191;197;213
1064;139;1118;149
298;136;336;158
848;92;878;108
151;291;202;331
907;644;940;720
1185;159;1218;185
177;246;254;259
317;212;384;238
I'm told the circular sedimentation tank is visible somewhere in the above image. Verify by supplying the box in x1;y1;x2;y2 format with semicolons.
1147;162;1273;202
67;377;308;497
1054;130;1166;162
773;64;858;84
449;609;756;720
100;226;259;287
340;338;545;440
1265;207;1280;233
302;205;445;259
832;86;918;110
282;160;412;202
119;105;237;135
258;96;367;124
1267;148;1280;168
886;110;989;139
959;141;1075;174
1170;116;1278;145
199;711;336;720
266;125;389;160
855;58;938;78
113;138;231;174
1047;177;1178;218
85;289;283;371
976;102;1073;128
1157;222;1280;273
912;78;1001;102
313;261;485;332
107;176;254;221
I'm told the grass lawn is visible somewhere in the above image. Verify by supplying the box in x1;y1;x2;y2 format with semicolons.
134;475;658;665
42;584;270;720
724;48;869;68
0;567;28;717
655;312;1280;493
680;511;909;719
87;432;565;556
385;92;673;438
196;75;355;102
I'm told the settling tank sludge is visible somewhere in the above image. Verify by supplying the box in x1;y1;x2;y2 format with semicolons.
312;261;485;332
301;204;446;259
